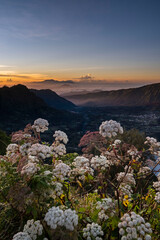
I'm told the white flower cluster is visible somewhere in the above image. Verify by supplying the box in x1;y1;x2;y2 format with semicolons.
127;147;139;158
63;208;78;231
99;120;123;138
113;139;121;147
44;206;78;231
96;197;116;220
53;162;71;180
32;118;49;133
28;155;39;163
117;172;136;186
145;136;160;148
118;212;152;240
6;143;19;157
153;179;160;203
91;155;110;171
21;162;40;176
155;192;160;203
20;143;31;156
53;130;68;144
71;156;94;181
12;232;32;240
72;156;90;168
23;219;43;240
119;183;133;200
71;166;94;181
52;181;63;197
138;167;151;178
51;143;66;157
28;143;52;160
83;223;104;240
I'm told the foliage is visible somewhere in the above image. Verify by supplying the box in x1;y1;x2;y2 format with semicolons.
0;118;160;240
0;129;10;155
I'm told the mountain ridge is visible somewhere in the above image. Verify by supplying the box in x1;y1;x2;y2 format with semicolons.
63;83;160;107
31;88;76;110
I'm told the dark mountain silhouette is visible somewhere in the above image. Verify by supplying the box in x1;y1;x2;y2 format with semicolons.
31;89;76;110
31;79;74;84
64;83;160;107
0;84;79;132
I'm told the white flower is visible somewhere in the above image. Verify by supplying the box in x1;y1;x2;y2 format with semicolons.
23;219;43;240
21;162;39;176
53;130;68;144
44;206;65;229
119;183;133;200
72;156;90;168
28;143;52;160
155;192;160;203
117;172;136;186
20;143;31;156
6;143;19;157
99;120;123;138
118;212;152;240
145;136;160;148
83;223;103;240
52;181;63;197
44;207;78;231
12;232;32;240
96;197;116;220
63;208;78;231
53;162;71;180
51;143;66;157
91;155;110;171
32;118;49;133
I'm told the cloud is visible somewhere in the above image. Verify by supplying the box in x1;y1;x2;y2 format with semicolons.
74;74;94;81
0;74;30;79
0;65;14;68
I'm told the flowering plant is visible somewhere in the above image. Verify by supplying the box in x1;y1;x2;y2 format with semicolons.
0;118;160;240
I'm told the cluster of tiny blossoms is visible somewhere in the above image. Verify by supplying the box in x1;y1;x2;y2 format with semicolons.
53;162;71;180
99;120;123;138
72;156;90;168
44;206;78;231
19;143;31;156
96;197;116;221
21;162;40;176
51;143;66;158
83;223;104;240
23;219;43;240
12;232;32;240
71;156;94;181
144;136;160;149
119;183;133;201
53;130;68;144
6;143;19;157
117;172;136;186
32;118;49;133
28;143;52;160
91;155;110;171
118;212;152;240
153;177;160;203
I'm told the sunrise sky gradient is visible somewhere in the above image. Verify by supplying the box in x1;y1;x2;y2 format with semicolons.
0;0;160;89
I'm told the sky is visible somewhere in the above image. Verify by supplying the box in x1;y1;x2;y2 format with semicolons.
0;0;160;91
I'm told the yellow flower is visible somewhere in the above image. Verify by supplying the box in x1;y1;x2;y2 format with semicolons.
123;195;129;207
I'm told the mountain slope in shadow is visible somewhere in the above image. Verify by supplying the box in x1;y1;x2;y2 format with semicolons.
64;83;160;107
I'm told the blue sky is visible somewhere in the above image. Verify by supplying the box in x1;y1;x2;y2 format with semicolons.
0;0;160;87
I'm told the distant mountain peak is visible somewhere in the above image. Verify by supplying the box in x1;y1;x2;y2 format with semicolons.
34;79;74;84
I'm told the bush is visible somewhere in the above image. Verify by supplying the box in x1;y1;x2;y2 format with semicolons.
0;118;160;240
